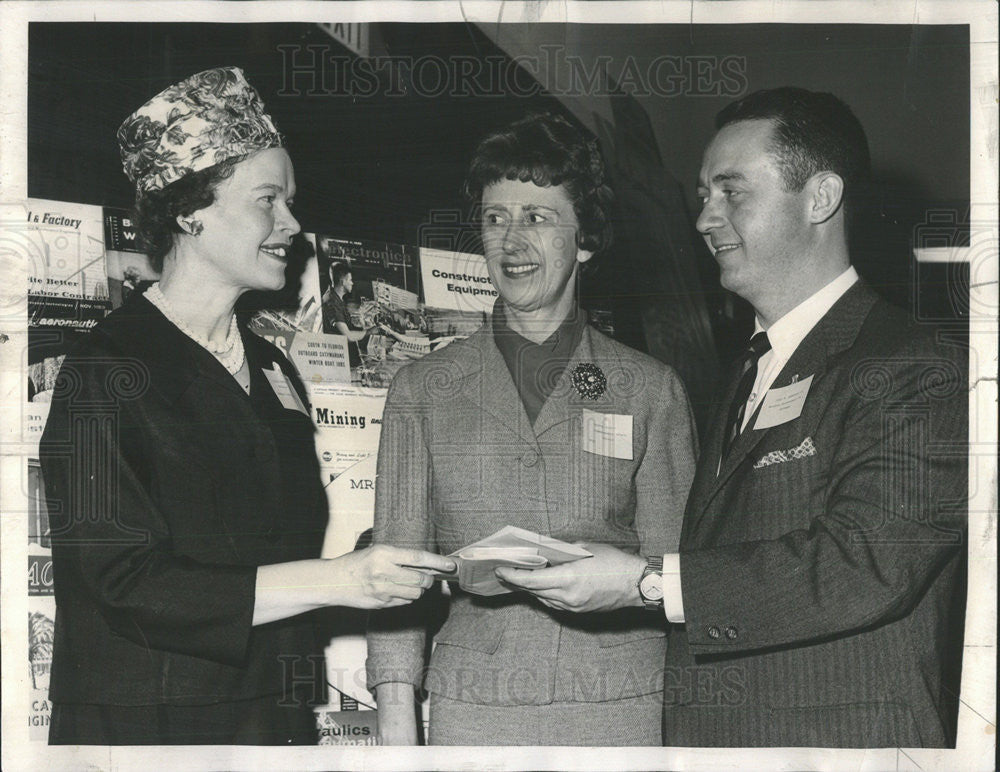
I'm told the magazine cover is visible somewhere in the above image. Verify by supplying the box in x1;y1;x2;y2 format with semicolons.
311;383;387;485
312;386;388;743
317;236;420;303
256;329;352;386
319;452;380;745
23;199;110;327
103;207;159;310
246;232;324;335
418;245;494;339
27;469;55;741
317;237;478;386
418;246;496;315
21;201;109;404
25;405;54;740
26;326;92;404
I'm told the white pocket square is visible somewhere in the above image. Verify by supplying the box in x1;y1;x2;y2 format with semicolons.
753;436;816;469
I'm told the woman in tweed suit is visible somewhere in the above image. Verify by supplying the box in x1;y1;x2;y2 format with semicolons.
367;113;697;745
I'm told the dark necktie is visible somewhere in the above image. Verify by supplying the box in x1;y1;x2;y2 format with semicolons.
720;331;771;463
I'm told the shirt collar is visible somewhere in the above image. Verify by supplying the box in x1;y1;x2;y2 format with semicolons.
754;266;859;359
492;300;586;356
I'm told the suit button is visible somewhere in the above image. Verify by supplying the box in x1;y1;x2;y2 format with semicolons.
521;450;539;467
725;626;738;640
708;626;721;639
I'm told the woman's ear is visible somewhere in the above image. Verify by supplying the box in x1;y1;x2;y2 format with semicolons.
176;214;203;236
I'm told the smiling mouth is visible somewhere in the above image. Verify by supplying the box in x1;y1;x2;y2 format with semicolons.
502;263;539;278
260;244;289;260
712;243;741;255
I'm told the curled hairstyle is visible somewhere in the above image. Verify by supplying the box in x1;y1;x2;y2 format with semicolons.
133;156;242;272
716;87;871;214
463;113;614;255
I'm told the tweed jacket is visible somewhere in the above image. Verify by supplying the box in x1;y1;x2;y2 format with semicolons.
666;282;967;747
367;318;697;706
39;293;329;706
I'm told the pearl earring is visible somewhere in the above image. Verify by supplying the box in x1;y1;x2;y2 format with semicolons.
188;220;203;236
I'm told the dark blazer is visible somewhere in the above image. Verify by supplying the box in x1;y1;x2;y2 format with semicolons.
39;294;329;706
665;282;967;747
367;318;697;708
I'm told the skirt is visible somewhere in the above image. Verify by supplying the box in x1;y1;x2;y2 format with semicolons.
427;691;663;746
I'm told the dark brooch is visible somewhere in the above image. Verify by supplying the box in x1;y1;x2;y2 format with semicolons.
571;363;606;400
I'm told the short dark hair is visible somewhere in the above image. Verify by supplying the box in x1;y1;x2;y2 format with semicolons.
463;112;614;255
329;262;351;287
133;157;242;272
716;87;871;210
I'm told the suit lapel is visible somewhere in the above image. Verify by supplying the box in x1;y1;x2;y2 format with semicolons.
681;358;744;538
533;325;615;438
456;324;539;447
684;282;880;542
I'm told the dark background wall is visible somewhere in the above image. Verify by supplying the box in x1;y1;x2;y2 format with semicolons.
28;23;970;240
28;23;571;247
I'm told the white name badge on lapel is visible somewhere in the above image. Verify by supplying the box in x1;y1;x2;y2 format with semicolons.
753;374;814;430
582;409;633;460
263;366;310;416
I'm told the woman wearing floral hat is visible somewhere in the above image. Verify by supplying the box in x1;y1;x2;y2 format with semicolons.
39;67;453;746
367;113;698;745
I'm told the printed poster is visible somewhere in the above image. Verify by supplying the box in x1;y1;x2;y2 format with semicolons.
22;199;110;326
255;330;352;386
419;246;497;315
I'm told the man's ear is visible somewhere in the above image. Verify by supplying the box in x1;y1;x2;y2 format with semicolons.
807;172;845;224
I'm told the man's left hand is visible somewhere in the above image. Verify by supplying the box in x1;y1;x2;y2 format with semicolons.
494;543;647;613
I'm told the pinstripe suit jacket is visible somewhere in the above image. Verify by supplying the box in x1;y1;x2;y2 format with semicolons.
666;282;967;747
367;318;697;706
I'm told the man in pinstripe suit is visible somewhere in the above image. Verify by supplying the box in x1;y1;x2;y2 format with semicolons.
498;87;967;747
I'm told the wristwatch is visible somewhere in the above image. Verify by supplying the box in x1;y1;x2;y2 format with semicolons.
638;555;664;611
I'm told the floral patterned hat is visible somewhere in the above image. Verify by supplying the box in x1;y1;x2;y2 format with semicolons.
117;66;282;193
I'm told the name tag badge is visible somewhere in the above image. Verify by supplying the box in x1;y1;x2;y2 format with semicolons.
263;366;309;416
582;409;633;460
754;374;814;430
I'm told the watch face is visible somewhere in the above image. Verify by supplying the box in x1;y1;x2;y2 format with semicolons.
640;573;664;601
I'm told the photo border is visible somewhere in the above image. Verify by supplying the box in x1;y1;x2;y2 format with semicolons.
1;2;995;770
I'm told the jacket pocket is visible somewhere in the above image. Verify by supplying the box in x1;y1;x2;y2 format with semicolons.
767;700;923;747
595;626;667;649
433;613;507;654
564;608;666;649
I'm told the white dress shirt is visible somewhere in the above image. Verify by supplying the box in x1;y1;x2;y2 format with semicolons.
741;266;860;430
662;266;860;623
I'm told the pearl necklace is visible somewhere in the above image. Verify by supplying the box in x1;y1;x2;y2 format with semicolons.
144;283;246;374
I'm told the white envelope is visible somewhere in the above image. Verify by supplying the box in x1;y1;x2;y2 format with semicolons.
435;526;593;596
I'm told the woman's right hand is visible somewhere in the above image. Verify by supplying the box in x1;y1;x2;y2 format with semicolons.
253;547;455;625
374;683;419;745
331;544;455;609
